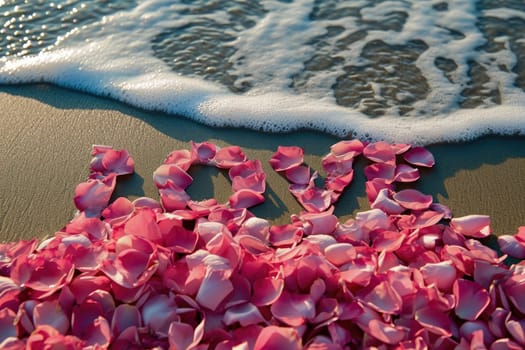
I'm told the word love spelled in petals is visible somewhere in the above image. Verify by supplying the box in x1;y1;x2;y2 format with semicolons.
0;140;523;350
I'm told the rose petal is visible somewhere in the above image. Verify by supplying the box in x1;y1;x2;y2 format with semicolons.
153;163;193;190
0;309;17;343
420;260;457;291
229;189;265;209
393;189;433;210
415;306;452;336
453;279;490;321
191;141;217;164
363;141;396;163
450;215;491;238
394;164;420;182
269;146;304;171
74;173;116;216
271;291;315;326
215;146;247;168
403;147;435;167
253;326;302;350
90;145;135;176
371;188;405;215
252;278;284;306
164;149;194;170
224;303;265;327
112;304;141;335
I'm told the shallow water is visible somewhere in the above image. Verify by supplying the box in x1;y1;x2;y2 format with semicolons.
1;0;525;143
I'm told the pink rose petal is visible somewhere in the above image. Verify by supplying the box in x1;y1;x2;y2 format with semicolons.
253;326;302;350
191;141;217;164
420;260;457;291
223;302;265;327
0;309;17;343
393;189;433;210
229;189;265;209
271;291;316;326
269;146;304;171
364;162;396;181
74;173;116;216
450;215;491;238
371;188;405;215
164;149;194;170
415;306;453;336
90;145;135;176
453;279;490;320
330;139;364;158
394;164;420;182
215;145;247;168
363;141;396;163
153;163;193;189
252;278;284;306
403;147;435;167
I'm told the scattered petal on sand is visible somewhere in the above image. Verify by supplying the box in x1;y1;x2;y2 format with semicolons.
450;215;491;238
363;141;396;163
269;146;304;171
393;189;433;210
403;146;435;167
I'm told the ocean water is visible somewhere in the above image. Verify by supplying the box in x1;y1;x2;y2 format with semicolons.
0;0;524;144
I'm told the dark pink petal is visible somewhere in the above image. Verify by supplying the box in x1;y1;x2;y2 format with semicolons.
325;171;354;193
393;189;433;210
450;215;491;238
269;146;304;171
112;304;141;335
499;235;525;259
394;164;420;182
404;147;435;167
153;163;193;189
83;316;111;348
0;309;17;343
229;189;265;209
459;321;494;346
363;141;396;163
164;149;194;170
364;162;396;181
214;145;247;168
252;278;284;307
363;279;403;314
391;143;411;154
74;173;116;215
254;326;302;350
23;258;75;299
415;307;452;336
101;197;134;225
90;145;135;176
168;318;205;350
503;275;525;314
453;280;490;321
224;302;265;327
271;292;316;326
365;178;392;204
488;308;510;339
124;208;162;242
191;141;217;164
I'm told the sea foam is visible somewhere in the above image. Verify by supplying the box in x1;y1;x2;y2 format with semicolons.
1;0;524;144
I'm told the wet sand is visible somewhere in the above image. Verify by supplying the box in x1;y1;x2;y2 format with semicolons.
1;84;524;242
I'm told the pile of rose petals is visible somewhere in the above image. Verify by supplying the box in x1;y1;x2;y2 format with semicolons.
1;140;525;349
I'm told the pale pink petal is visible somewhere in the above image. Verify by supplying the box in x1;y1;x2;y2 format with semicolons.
169;317;205;350
112;304;141;335
90;145;135;176
229;189;265;209
252;278;284;306
269;146;304;171
415;306;452;336
372;230;406;252
294;187;333;213
196;268;233;311
153;163;193;189
393;189;433;210
491;339;522;350
224;302;265;327
364;162;396;181
420;260;457;291
404;147;435;167
450;215;491;238
365;178;392;204
101;197;134;225
141;295;179;337
253;326;302;350
324;243;356;266
285;165;311;185
431;203;453;219
164;149;194;170
499;234;525;259
363;141;396;163
74;173;116;215
391;143;412;154
215;146;247;168
132;196;162;210
371;188;405;215
506;316;525;346
268;224;303;247
23;258;74;298
271;291;316;326
159;221;198;253
124;208;162;242
0;309;17;343
191;141;217;164
325;171;354;193
300;210;338;235
322;153;354;176
362;279;402;314
394;164;420;182
368;319;406;345
330;139;364;158
33;301;69;334
453;279;490;320
159;185;191;211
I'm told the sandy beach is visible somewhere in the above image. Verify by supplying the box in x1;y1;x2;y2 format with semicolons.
1;84;524;242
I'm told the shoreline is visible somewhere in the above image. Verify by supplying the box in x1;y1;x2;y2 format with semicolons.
1;84;524;241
